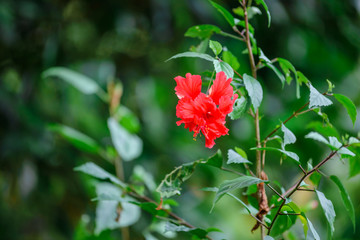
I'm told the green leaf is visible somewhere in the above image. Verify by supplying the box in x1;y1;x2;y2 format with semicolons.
205;149;223;169
278;58;297;85
243;74;263;111
185;24;221;39
296;71;310;98
298;213;308;238
108;117;143;161
211;176;267;211
227;149;251;164
328;136;355;156
255;0;271;27
114;105;141;133
316;190;336;239
349;150;360;178
251;147;299;163
209;40;222;56
233;7;244;17
247;6;262;19
156;160;201;198
228;96;247;120
166;52;215;62
281;123;296;147
164;222;208;239
209;0;235;27
48;124;100;154
306;216;320;240
305;131;330;145
222;49;240;71
191;38;209;53
330;175;356;231
94;182;140;235
333;93;357;126
213;60;234;79
306;121;339;138
42;67;101;94
309;84;333;108
74;162;126;187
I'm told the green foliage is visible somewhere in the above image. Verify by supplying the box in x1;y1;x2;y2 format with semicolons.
222;49;240;71
229;96;248;120
227;148;251;164
333;93;357;126
209;40;222;56
209;0;235;27
166;52;215;62
330;175;356;231
281;123;296;147
94;182;140;235
107;117;142;161
213;59;234;78
255;0;271;27
316;190;336;239
42;67;102;95
211;176;267;211
309;84;333;108
243;74;263;111
74;162;125;187
49;124;100;154
185;24;221;39
251;147;299;163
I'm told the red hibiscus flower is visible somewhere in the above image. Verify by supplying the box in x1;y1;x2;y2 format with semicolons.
174;71;238;148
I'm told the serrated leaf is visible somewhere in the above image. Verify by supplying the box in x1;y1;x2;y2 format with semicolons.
281;123;296;146
209;40;222;56
334;93;357;126
213;60;234;78
228;96;247;120
108;118;142;161
185;24;221;39
42;67;101;94
94;182;140;235
48;124;100;154
227;149;251;164
309;84;333;108
222;50;240;71
316;190;336;239
74;162;126;187
330;175;356;231
209;0;235;27
255;0;271;27
211;176;267;211
243;74;263;111
251;147;299;163
328;136;355;156
305;131;329;145
166;52;215;62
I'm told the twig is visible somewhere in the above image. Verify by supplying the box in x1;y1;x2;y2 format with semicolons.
266;184;284;200
267;146;347;234
221;167;245;176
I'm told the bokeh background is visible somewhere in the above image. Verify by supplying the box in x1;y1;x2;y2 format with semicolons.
1;0;360;239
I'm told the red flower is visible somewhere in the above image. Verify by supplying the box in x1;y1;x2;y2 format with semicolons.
174;71;238;148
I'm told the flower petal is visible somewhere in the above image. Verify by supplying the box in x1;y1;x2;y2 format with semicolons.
219;94;238;115
209;71;234;105
174;73;202;100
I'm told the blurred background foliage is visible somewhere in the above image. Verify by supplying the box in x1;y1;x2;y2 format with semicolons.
1;0;360;239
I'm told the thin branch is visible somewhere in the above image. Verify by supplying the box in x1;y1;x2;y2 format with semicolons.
266;184;284;200
297;188;316;192
267;146;347;234
218;31;245;42
298;164;306;174
279;212;300;216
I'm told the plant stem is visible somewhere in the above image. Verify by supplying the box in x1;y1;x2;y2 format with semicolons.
218;31;245;42
267;146;346;234
241;1;265;239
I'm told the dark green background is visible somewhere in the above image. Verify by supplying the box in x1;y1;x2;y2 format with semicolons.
1;0;360;239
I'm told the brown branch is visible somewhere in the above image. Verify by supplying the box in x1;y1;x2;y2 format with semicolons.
267;146;346;234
